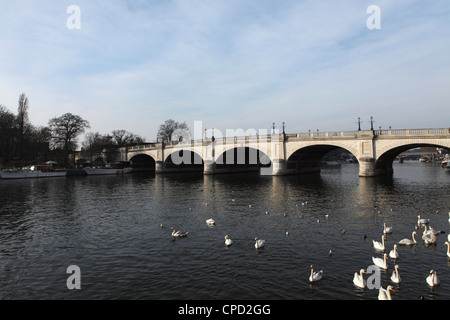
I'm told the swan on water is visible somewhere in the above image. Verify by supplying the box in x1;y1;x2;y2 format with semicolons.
378;285;396;300
389;244;399;259
417;214;429;225
426;270;440;287
171;227;189;237
309;265;323;282
224;235;233;246
372;253;389;269
206;218;215;225
254;237;265;249
398;231;418;245
390;264;401;284
373;235;387;251
383;223;393;234
353;269;367;288
422;225;437;245
444;241;450;258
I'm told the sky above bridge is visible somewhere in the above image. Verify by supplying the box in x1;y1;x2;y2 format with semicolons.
1;0;449;141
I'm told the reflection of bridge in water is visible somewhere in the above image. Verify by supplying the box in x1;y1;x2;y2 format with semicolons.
120;128;450;177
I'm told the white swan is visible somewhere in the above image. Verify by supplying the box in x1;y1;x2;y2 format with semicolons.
378;285;396;300
383;223;393;234
417;214;429;225
448;234;450;242
171;227;188;237
444;241;450;258
422;225;437;245
206;218;215;225
309;265;323;282
390;264;401;284
224;235;233;246
353;269;367;288
373;235;386;251
389;244;399;259
426;270;440;287
398;231;418;245
254;237;265;249
372;253;389;269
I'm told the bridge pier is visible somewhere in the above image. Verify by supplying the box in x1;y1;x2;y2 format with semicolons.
203;160;216;175
358;157;376;177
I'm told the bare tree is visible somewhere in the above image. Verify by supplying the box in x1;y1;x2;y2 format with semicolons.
48;113;90;167
157;119;189;143
112;129;144;147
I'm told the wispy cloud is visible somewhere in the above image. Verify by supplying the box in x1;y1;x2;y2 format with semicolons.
0;0;449;140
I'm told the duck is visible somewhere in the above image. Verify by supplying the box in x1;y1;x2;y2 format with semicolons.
383;223;393;234
426;270;440;287
353;269;367;288
417;214;429;225
373;235;387;251
444;241;450;258
372;253;389;269
309;265;323;282
378;285;396;300
390;264;401;283
206;218;215;226
224;235;233;246
254;237;265;249
398;231;418;245
171;227;188;237
389;244;399;259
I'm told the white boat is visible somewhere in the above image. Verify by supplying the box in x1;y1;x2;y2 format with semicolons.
0;165;66;179
83;162;132;175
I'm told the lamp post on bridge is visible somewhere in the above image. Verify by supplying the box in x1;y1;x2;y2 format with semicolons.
358;117;361;131
370;116;374;131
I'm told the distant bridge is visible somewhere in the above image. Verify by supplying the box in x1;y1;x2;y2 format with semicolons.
120;128;450;177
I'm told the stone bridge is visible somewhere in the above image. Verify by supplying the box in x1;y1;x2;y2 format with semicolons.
120;128;450;177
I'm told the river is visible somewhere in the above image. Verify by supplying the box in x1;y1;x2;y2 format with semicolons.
0;161;449;300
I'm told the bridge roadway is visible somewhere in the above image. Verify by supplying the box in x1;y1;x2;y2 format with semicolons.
120;128;450;177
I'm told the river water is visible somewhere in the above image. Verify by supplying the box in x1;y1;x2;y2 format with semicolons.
0;161;449;300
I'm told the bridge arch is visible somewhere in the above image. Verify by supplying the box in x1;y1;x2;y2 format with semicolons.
164;149;204;173
375;139;450;175
286;143;358;174
213;146;272;174
129;153;156;172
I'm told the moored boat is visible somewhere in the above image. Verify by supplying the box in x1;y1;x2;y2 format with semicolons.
0;165;66;179
83;162;132;175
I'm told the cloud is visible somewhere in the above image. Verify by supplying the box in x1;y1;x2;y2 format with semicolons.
0;0;449;141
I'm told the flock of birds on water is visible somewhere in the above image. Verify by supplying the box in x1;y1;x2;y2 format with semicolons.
165;203;450;300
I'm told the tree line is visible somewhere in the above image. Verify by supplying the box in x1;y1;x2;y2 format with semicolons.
0;93;145;168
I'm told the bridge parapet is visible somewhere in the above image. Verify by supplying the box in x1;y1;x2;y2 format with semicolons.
375;128;450;136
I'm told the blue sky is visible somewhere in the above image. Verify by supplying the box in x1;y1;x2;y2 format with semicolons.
1;0;449;141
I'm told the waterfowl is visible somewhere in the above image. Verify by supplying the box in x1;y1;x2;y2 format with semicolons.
389;244;399;259
353;269;367;288
373;235;387;251
171;227;188;237
444;241;450;258
426;270;440;287
398;231;418;245
390;264;401;284
383;223;393;234
309;265;323;282
372;253;389;269
224;235;233;246
417;214;429;225
254;237;265;249
206;218;215;225
378;285;396;300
